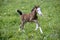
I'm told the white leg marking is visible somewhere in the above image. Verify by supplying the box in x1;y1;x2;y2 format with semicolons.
18;28;20;31
35;23;39;30
39;27;43;34
18;28;25;32
22;29;25;32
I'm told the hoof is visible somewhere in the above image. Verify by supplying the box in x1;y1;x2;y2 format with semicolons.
18;28;20;31
39;27;43;34
22;30;25;32
35;29;38;31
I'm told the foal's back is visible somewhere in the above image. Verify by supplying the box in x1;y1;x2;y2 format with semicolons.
21;13;34;22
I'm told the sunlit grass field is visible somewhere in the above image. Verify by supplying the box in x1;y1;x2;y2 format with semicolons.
0;0;60;40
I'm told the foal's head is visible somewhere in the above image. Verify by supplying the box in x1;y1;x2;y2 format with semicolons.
31;5;42;16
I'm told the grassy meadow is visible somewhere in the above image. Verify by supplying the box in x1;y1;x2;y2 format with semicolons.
0;0;60;40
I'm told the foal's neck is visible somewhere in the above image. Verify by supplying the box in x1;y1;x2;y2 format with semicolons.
31;8;37;15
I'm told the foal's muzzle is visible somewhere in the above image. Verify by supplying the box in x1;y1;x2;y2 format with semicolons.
40;14;42;16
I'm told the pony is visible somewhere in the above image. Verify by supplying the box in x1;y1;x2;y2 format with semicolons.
17;5;43;34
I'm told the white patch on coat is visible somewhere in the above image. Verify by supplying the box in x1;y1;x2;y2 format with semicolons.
35;23;39;30
39;27;43;34
37;8;42;16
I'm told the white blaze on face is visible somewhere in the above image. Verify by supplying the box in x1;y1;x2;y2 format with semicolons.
37;8;42;16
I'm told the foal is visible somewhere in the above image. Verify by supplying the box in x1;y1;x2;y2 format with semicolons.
17;5;43;34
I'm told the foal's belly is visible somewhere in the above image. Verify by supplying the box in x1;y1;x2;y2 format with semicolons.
24;16;37;22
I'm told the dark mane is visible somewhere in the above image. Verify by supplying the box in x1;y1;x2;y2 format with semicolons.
31;5;39;12
31;7;35;12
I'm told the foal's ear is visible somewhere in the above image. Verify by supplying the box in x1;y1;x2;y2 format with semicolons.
34;5;39;8
31;5;39;12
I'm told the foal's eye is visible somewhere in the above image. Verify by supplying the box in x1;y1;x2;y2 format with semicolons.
37;10;39;11
37;8;40;10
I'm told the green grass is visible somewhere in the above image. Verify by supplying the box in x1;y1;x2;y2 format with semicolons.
0;0;60;40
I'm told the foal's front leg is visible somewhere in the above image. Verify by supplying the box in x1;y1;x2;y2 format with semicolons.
33;20;39;30
34;20;43;34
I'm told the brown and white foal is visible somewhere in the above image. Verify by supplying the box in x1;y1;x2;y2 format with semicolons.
17;5;43;34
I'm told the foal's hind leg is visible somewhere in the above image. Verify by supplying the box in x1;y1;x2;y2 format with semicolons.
19;21;25;32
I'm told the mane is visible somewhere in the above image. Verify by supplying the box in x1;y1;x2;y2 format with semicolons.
31;5;39;12
31;7;36;12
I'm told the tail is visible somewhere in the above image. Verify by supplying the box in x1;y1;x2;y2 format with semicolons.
17;10;22;15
